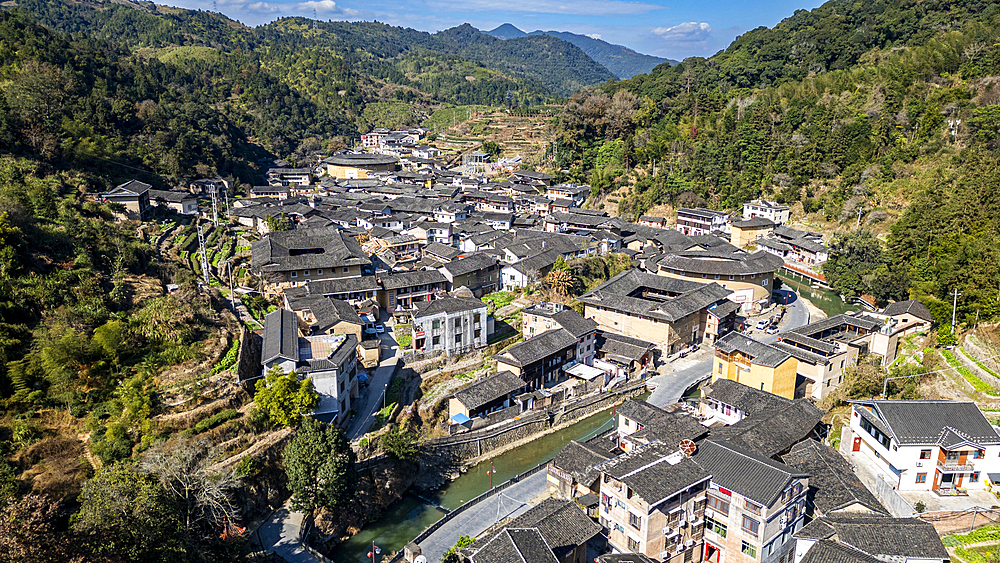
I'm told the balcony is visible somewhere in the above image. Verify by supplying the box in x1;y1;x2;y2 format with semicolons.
937;460;975;473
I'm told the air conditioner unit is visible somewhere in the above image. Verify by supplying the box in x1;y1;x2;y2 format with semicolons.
664;527;678;537
685;539;695;548
676;545;686;553
780;515;788;528
916;461;923;467
679;519;688;528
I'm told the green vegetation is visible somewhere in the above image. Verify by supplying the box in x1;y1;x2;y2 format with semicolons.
941;349;1000;396
283;418;357;512
823;230;908;305
253;366;321;427
959;347;1000;379
955;544;1000;563
380;424;418;461
189;409;239;435
442;534;475;563
946;525;1000;546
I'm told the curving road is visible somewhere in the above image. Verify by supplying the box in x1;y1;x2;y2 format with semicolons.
647;289;810;407
347;324;403;442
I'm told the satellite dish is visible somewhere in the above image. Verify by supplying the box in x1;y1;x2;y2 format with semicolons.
679;439;697;456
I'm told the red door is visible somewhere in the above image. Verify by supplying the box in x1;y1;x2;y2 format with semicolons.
705;543;721;563
853;437;862;452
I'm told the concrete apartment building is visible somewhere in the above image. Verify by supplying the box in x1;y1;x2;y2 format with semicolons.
693;440;810;563
578;269;736;356
652;250;784;314
743;199;790;225
712;332;798;400
409;295;490;356
597;442;711;563
845;400;1000;492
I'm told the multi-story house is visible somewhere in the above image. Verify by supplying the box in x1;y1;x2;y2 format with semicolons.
771;314;896;401
101;179;152;221
578;269;735;355
675;208;728;236
693;440;810;563
448;370;525;422
493;327;578;389
730;218;776;248
845;399;1000;492
266;167;313;187
250;228;372;290
597;442;711;563
699;378;793;426
742;200;790;225
440;253;499;296
638;216;668;229
521;302;598;366
711;332;798;400
149;189;199;215
377;269;447;312
406;221;452;245
653;249;784;313
409;295;490;356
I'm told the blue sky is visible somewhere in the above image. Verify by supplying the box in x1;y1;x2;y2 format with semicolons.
163;0;825;60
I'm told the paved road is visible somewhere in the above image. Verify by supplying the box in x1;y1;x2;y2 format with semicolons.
257;502;322;563
348;326;402;441
647;289;810;408
417;470;548;563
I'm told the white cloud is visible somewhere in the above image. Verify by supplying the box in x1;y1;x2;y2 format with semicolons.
296;0;358;15
247;2;281;12
586;33;602;40
652;21;711;42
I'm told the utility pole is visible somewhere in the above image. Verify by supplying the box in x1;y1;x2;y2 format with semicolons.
211;187;219;225
952;288;962;335
856;207;863;230
197;221;210;285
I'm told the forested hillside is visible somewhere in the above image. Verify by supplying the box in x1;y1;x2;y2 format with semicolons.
532;30;675;79
553;0;1000;325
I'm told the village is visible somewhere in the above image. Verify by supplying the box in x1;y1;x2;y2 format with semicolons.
98;127;1000;563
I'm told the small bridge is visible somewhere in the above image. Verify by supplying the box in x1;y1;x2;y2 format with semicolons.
781;262;829;288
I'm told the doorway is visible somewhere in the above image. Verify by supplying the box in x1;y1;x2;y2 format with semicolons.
941;473;955;489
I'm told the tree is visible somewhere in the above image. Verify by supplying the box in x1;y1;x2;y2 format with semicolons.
72;464;183;563
481;140;502;160
380;424;418;461
264;213;291;232
0;494;84;563
283;418;356;512
442;534;474;563
545;268;577;296
139;436;242;534
254;366;319;428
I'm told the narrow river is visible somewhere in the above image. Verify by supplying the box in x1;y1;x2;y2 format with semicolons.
331;402;628;562
776;272;860;317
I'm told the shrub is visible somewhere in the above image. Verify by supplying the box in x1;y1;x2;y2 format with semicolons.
193;409;239;434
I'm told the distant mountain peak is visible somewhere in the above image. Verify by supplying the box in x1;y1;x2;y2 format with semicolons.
487;23;527;40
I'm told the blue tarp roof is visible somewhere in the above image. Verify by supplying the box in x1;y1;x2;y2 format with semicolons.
450;413;471;424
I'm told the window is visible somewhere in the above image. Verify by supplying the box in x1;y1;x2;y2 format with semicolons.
741;541;757;558
705;516;727;538
432;320;441;330
763;278;768;286
742;515;760;537
291;271;298;278
974;450;985;459
627;537;640;551
454;318;462;329
718;362;723;372
432;335;440;345
343;267;349;273
920;450;931;459
729;275;735;280
947;451;961;462
616;499;626;510
916;473;927;484
614;523;624;534
745;500;761;514
972;472;981;483
629;512;642;530
707;494;730;515
316;269;323;275
455;333;462;344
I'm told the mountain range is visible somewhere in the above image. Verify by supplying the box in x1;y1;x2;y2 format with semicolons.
486;24;677;80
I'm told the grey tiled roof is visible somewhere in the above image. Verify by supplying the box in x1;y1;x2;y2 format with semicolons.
711;399;824;457
579;269;732;323
790;314;882;339
149;189;194;203
596;555;659;563
858;400;1000;446
297;275;380;296
655;249;783;276
262;309;299;364
412;296;486;318
453;370;525;411
731;217;776;228
469;528;558;563
795;516;948;560
781;439;887;516
379;269;447;290
617;399;672;426
550;440;609;487
549;309;597;338
798;540;883;563
251;228;371;272
703;379;792;416
423;242;462;261
691;440;808;507
296;334;358;374
494;328;578;367
597;441;711;505
466;499;600;562
510;249;559;275
288;296;363;332
777;331;840;355
883;299;934;322
595;331;655;363
713;332;791;368
442;253;497;277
